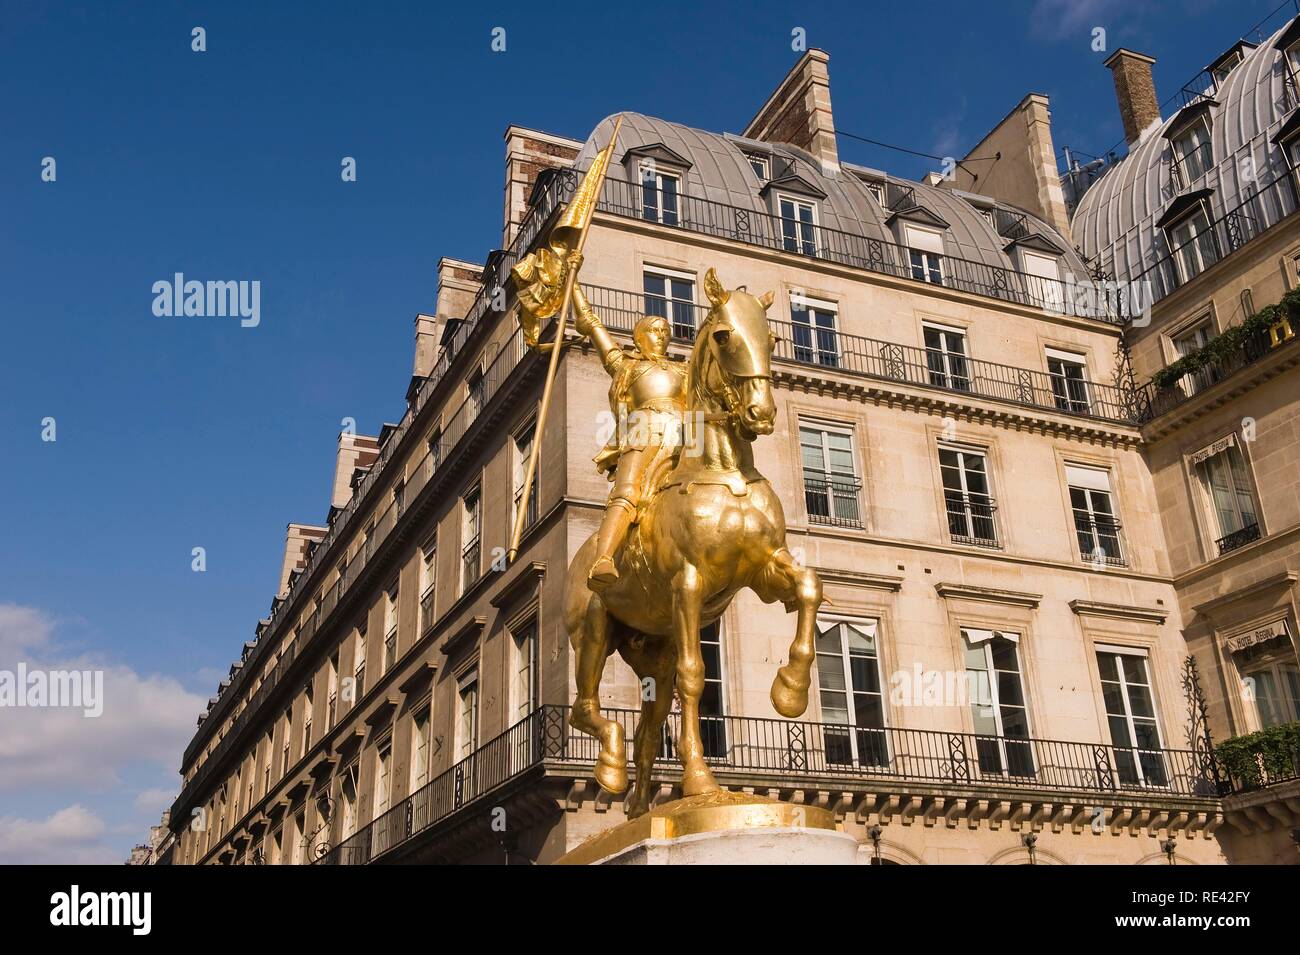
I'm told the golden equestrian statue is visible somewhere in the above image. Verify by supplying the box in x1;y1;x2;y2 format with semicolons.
508;127;822;820
564;267;822;818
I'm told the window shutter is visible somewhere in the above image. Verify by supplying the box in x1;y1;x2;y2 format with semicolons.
903;223;944;254
1065;464;1112;492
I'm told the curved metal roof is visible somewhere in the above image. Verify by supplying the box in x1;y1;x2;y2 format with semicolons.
1072;20;1298;279
573;111;1089;277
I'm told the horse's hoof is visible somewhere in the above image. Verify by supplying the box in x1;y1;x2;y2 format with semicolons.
594;754;628;794
680;766;719;797
625;797;649;819
770;668;809;718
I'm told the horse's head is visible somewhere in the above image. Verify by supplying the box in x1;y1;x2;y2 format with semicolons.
699;268;777;439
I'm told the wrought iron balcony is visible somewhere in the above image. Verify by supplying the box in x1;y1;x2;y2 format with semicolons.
803;474;863;528
579;284;1141;424
315;705;1222;865
944;494;999;548
1136;323;1296;421
538;171;1121;324
1216;522;1262;555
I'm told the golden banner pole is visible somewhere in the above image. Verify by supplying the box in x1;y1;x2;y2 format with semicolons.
507;117;623;563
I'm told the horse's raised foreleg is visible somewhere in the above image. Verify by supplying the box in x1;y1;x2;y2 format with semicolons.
568;593;627;794
753;547;823;718
671;563;719;796
619;639;676;819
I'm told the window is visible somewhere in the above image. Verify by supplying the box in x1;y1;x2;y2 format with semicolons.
1212;50;1244;86
428;422;443;472
1241;652;1300;729
1067;465;1123;565
904;224;944;284
1193;437;1260;553
747;154;770;180
640;163;680;225
410;707;431;790
382;586;398;673
461;486;482;591
962;630;1033;776
457;670;480;760
922;322;970;391
863;179;886;206
271;827;283;866
280;707;292;777
512;423;539;529
373;737;392;816
301;684;314;756
262;730;273;795
779;195;818;255
326;652;339;728
1046;347;1090;414
339;762;359;840
800;423;861;527
814;618;887;767
393;479;405;518
1096;647;1167;787
939;445;997;546
699;620;728;759
789;293;839;367
1166;207;1218;282
466;366;485;419
643;267;696;340
353;626;367;702
290;810;305;865
1171;120;1212;187
419;533;437;634
511;621;538;724
1171;321;1218;394
1021;250;1063;311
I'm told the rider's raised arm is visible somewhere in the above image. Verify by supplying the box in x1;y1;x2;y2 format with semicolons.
572;285;624;376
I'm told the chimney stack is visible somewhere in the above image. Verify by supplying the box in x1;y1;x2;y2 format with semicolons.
743;49;839;173
1104;49;1160;145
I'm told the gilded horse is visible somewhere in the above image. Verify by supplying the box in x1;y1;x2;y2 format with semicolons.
563;269;824;818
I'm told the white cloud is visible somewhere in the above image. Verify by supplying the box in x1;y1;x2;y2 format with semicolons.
1028;0;1130;41
133;787;175;815
0;604;205;791
0;804;121;864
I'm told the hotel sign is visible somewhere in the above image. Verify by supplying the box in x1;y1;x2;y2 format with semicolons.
1225;618;1291;653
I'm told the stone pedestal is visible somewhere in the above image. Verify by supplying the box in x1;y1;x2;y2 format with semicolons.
556;790;861;865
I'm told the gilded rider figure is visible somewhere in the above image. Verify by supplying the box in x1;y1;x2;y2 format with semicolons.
569;279;688;589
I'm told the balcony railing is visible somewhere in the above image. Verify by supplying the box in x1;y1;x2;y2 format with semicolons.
578;283;1140;424
549;171;1121;323
1074;517;1127;567
1102;158;1300;310
315;704;1221;865
1216;522;1262;555
944;494;999;548
803;474;863;528
1216;721;1300;793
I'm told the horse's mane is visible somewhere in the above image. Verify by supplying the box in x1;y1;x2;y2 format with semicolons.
686;308;720;414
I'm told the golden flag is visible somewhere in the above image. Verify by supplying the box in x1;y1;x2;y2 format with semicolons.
511;128;619;347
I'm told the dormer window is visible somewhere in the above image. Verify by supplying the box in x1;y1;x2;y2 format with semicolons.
778;195;818;256
622;143;692;228
863;179;885;207
1211;51;1243;86
1170;118;1212;188
640;162;680;226
747;154;770;180
1157;190;1219;283
903;223;945;284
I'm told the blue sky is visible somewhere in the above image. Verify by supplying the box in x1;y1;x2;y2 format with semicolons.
0;0;1286;862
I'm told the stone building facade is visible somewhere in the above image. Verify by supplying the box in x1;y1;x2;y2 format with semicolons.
161;27;1300;866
